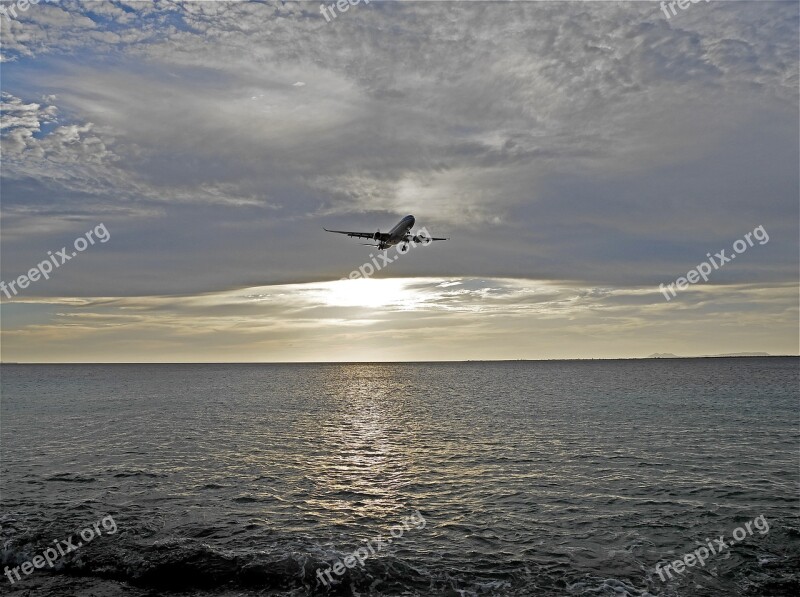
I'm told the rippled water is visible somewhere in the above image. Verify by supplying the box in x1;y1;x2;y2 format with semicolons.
1;358;798;596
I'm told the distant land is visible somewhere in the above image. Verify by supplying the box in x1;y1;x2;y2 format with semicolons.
647;352;772;358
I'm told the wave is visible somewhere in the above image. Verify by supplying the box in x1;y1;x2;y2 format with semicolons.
45;473;96;483
2;539;798;597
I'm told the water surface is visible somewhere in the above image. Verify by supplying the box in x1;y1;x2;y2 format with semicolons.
1;358;798;595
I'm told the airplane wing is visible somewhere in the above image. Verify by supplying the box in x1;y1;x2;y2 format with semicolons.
324;228;387;240
413;234;449;243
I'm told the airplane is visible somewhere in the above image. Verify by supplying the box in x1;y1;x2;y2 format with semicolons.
324;215;448;252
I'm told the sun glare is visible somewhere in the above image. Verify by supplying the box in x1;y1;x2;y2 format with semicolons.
322;278;420;309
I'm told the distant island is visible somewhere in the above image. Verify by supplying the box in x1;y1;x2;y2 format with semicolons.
648;352;771;358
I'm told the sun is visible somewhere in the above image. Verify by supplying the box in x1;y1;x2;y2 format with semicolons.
322;278;418;309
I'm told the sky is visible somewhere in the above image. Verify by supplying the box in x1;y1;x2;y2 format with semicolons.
0;0;797;362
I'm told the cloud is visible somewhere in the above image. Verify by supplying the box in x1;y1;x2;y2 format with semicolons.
0;1;797;359
1;277;796;362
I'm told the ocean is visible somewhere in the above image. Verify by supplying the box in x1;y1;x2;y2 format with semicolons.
1;358;798;596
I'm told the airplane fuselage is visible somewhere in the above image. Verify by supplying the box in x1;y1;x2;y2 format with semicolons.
383;215;416;248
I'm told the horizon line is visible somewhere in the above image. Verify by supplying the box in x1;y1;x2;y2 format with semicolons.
1;355;796;365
